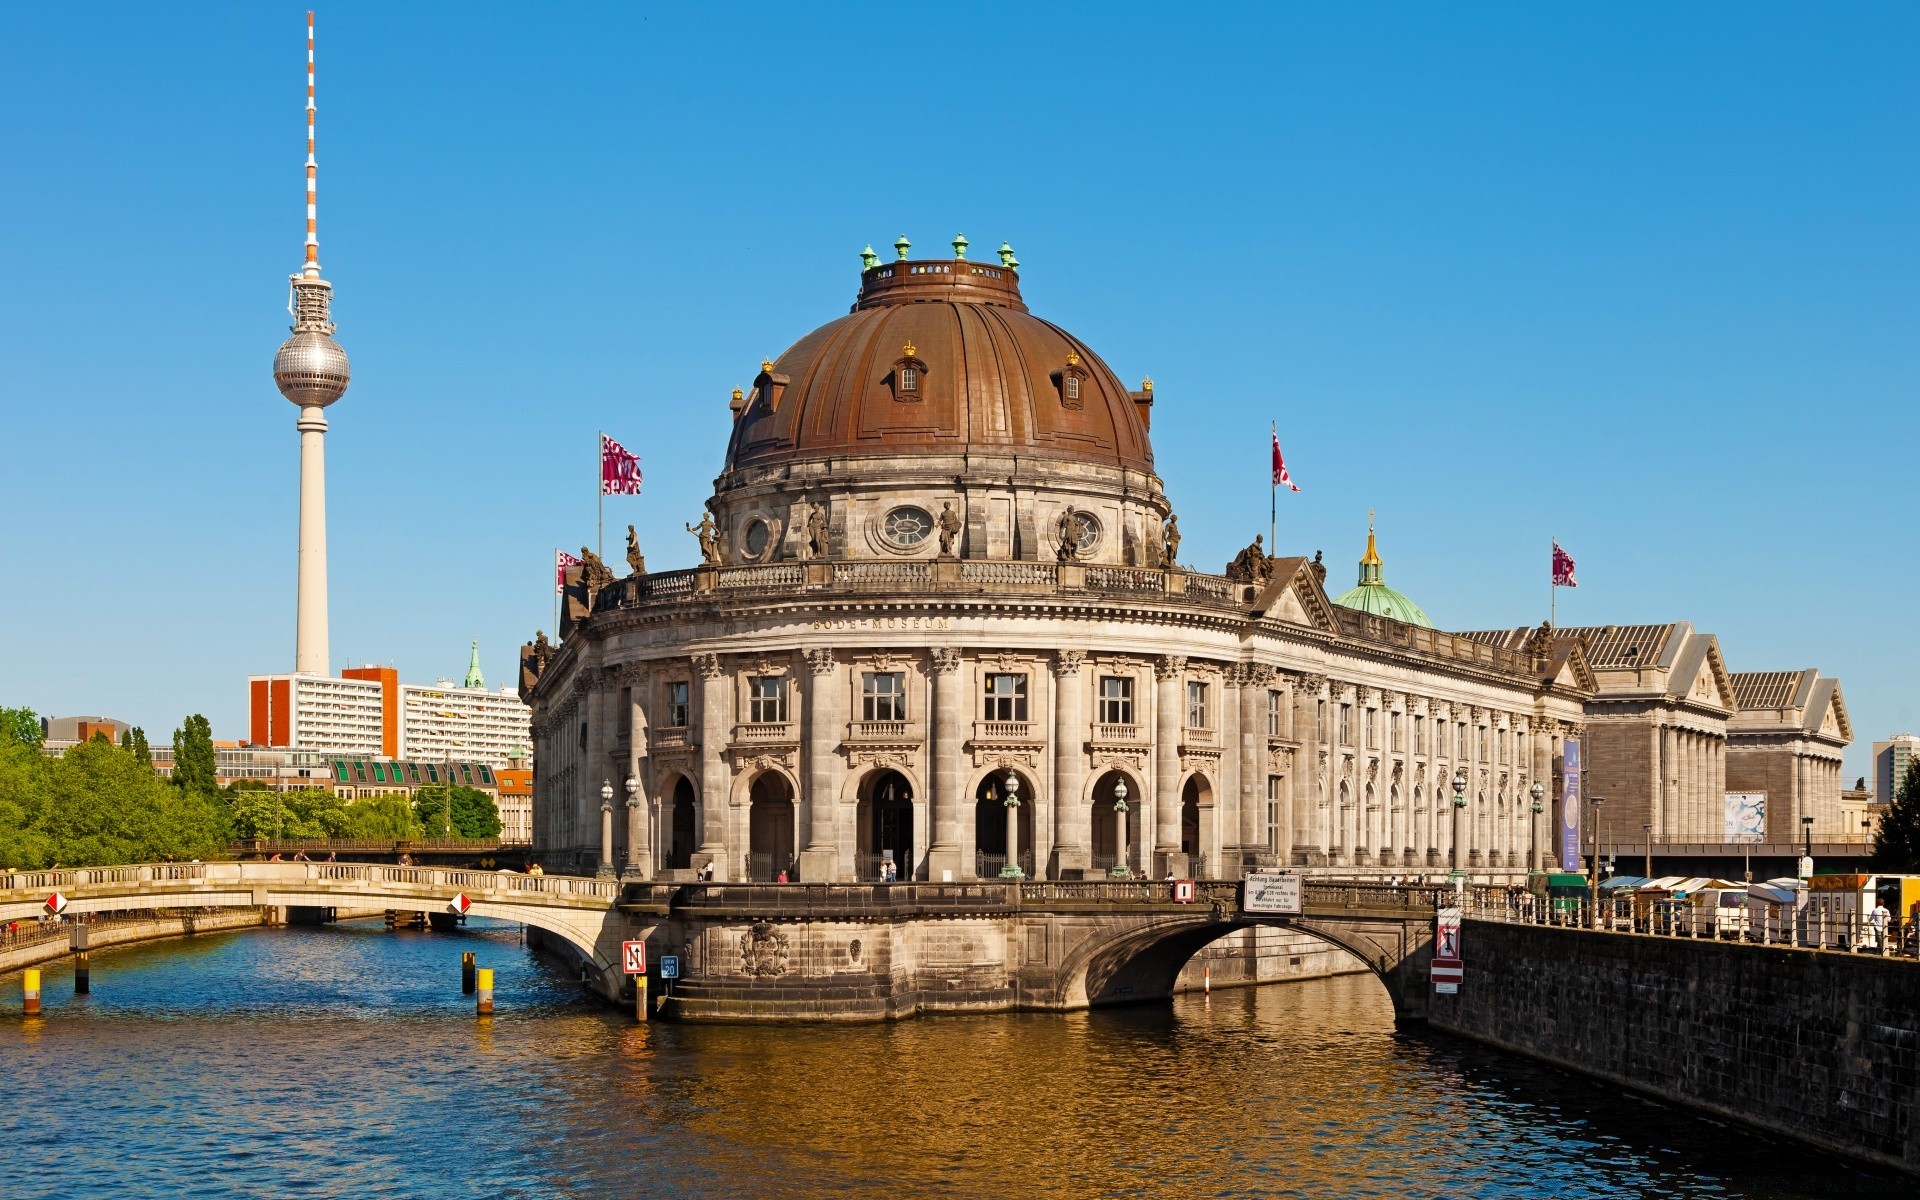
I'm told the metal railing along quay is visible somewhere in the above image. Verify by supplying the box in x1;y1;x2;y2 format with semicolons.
1456;890;1920;959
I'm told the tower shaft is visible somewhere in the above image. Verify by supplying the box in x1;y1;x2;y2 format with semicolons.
295;405;330;675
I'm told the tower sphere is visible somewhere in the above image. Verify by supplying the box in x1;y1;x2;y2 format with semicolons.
274;329;351;407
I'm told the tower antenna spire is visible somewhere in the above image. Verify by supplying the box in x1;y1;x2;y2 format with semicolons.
304;10;319;276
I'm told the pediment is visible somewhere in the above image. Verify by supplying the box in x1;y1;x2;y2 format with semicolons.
1248;557;1341;632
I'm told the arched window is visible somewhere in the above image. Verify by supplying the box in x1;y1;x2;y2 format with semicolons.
899;365;918;393
889;341;929;403
1052;352;1090;410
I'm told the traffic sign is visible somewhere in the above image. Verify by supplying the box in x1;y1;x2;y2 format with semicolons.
1242;869;1302;915
660;955;679;980
622;940;647;975
448;893;471;915
1172;880;1196;903
45;892;68;915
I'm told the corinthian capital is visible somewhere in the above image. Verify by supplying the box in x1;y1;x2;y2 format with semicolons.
1052;650;1086;677
1154;654;1187;681
930;647;962;675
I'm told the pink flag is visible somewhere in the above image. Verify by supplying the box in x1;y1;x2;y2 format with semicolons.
600;433;643;496
555;549;581;595
1271;429;1300;492
1552;542;1577;588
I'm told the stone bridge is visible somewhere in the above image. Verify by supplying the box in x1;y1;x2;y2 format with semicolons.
0;862;626;975
2;866;1439;1022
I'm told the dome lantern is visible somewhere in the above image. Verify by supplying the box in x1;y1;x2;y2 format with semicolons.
1333;512;1433;628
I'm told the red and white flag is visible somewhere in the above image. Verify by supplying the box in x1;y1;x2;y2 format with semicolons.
555;549;581;595
1271;428;1300;492
600;433;643;496
1552;541;1578;588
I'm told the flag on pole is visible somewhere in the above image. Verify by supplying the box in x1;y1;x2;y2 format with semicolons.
555;549;581;595
600;434;643;496
1271;429;1300;492
1551;541;1578;588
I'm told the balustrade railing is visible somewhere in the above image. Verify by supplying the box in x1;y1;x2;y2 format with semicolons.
960;561;1057;586
834;561;931;585
1084;566;1164;592
717;564;804;589
1458;891;1920;959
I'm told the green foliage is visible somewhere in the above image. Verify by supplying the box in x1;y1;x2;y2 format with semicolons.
0;737;227;868
130;726;151;768
171;713;216;796
228;788;423;841
1874;762;1920;872
0;706;42;749
413;784;501;839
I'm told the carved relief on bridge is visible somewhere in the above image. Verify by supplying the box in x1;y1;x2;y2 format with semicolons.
737;921;791;978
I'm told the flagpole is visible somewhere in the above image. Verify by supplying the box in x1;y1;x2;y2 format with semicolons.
1269;421;1277;550
1549;536;1556;629
553;549;560;639
596;430;604;559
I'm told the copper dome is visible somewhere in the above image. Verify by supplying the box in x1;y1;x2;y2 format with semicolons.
723;258;1155;474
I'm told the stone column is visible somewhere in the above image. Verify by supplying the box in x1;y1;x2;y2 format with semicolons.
693;652;729;880
927;648;965;882
624;665;651;879
1532;720;1553;872
1290;675;1325;865
1154;655;1186;877
1215;667;1242;873
1239;665;1271;862
1051;650;1088;877
799;648;843;882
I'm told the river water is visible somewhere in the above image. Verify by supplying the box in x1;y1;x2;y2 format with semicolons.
0;919;1903;1199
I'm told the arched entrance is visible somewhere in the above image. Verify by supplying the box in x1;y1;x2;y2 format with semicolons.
856;769;915;881
666;776;696;871
1089;770;1140;876
1179;775;1208;874
974;769;1035;878
747;772;796;881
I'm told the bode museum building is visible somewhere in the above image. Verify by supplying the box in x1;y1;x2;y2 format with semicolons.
520;241;1850;882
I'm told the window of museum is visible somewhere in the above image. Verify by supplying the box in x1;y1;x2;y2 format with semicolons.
1098;676;1134;725
1391;712;1404;752
863;672;907;722
748;676;788;724
1064;375;1080;402
1338;703;1352;745
665;681;690;728
1365;708;1378;750
984;673;1029;722
899;365;918;393
1457;724;1467;759
1414;714;1425;754
1267;689;1284;737
1187;681;1209;729
1268;777;1283;854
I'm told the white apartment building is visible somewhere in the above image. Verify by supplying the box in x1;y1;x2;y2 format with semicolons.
399;681;534;768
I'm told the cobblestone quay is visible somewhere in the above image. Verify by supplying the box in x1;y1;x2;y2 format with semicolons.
1428;920;1919;1175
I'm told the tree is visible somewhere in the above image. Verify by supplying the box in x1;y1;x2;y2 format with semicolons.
172;713;216;797
413;784;501;839
130;726;152;768
1874;761;1920;872
0;706;42;748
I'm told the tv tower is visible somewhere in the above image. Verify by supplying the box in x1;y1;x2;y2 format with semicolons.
273;12;350;675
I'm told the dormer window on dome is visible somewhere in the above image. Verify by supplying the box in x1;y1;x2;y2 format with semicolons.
889;340;929;403
752;358;790;414
1052;352;1089;410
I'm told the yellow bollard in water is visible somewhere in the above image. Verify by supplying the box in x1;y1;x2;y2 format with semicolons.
475;967;494;1016
23;968;42;1015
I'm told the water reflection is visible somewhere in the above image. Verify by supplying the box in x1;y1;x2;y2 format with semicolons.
0;921;1904;1199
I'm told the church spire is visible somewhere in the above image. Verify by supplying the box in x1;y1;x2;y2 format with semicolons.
464;639;486;689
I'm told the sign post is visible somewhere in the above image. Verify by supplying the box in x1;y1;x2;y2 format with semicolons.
1241;869;1303;916
622;940;648;1022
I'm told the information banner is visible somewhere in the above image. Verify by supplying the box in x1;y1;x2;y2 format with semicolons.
1242;869;1303;915
1560;739;1583;872
1723;792;1766;843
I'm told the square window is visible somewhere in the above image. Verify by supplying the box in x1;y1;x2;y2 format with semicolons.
984;673;1029;722
1098;676;1134;725
748;676;788;724
863;672;907;722
666;681;690;728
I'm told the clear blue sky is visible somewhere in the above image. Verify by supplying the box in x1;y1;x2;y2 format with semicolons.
1;3;1913;781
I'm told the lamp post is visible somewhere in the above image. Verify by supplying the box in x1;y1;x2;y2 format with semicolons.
598;779;616;879
1528;781;1546;874
999;771;1025;879
1448;767;1469;891
1110;778;1131;879
1642;821;1653;880
622;775;644;881
1799;814;1815;881
1587;795;1607;927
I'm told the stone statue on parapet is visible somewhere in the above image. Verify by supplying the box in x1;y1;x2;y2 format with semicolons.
578;546;616;594
1524;620;1554;655
1162;513;1181;568
686;513;721;565
937;502;962;557
806;504;829;559
519;629;554;700
1225;535;1272;585
1055;509;1085;563
1310;549;1327;587
625;524;647;577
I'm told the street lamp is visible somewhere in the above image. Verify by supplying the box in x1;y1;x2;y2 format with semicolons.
1800;814;1815;881
1448;767;1469;891
1109;778;1132;879
598;779;616;879
1642;822;1654;881
1587;795;1607;927
1528;781;1546;874
622;775;643;881
999;770;1025;879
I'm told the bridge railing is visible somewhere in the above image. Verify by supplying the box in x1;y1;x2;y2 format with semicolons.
1460;892;1920;959
1303;882;1447;912
0;862;619;904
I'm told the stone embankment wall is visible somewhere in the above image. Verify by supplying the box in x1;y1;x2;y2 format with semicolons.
1429;920;1919;1175
1;910;266;977
1174;927;1368;992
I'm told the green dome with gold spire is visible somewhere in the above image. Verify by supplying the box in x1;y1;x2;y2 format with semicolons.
1332;513;1433;628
